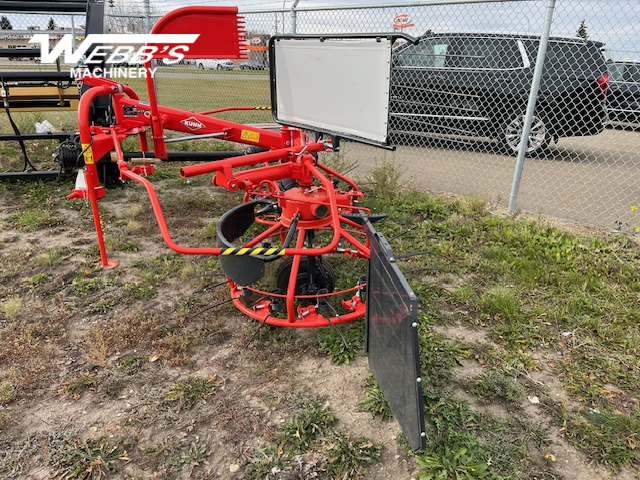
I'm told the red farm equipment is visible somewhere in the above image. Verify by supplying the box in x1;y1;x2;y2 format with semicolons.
70;6;427;451
70;6;404;328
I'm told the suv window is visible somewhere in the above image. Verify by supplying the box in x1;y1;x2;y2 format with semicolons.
626;64;640;82
609;63;625;81
608;63;640;82
395;38;449;68
448;37;524;69
544;42;605;78
396;36;524;70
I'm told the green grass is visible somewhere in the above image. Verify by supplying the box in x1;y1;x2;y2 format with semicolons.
366;184;640;476
358;374;394;421
164;375;222;410
317;319;366;365
1;132;640;478
246;401;382;480
52;437;128;480
0;73;271;170
121;76;271;124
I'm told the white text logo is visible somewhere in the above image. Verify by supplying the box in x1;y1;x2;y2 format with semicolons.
29;34;199;65
181;116;206;131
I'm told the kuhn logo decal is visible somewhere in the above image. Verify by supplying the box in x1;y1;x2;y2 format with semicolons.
181;116;205;131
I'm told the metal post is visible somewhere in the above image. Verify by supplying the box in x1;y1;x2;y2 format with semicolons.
291;0;301;34
508;0;556;212
143;0;151;33
70;15;75;52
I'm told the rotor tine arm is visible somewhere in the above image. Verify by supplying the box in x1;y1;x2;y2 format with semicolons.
286;228;307;323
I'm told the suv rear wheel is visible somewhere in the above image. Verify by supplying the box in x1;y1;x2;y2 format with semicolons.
498;112;551;156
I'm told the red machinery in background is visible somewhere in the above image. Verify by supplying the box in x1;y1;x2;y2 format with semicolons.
72;6;375;327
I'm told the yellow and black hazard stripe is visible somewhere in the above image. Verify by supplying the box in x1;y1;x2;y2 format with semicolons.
220;247;285;256
252;106;271;110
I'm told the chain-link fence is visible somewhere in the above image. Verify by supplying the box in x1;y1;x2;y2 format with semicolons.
0;10;85;172
1;1;638;233
230;0;639;233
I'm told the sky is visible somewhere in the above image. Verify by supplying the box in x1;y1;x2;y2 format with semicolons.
6;0;639;60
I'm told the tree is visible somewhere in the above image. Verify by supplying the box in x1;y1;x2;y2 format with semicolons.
0;15;12;30
47;17;57;31
576;19;589;40
109;2;157;33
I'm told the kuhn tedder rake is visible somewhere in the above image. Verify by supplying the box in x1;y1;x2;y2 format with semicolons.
71;6;428;449
72;6;404;328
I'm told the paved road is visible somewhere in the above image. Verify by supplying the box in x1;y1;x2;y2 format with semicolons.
159;71;269;81
341;125;640;231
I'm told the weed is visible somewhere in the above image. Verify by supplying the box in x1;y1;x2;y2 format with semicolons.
247;403;381;480
134;252;185;286
416;447;500;479
459;194;490;217
52;437;128;479
0;381;17;405
358;374;393;421
164;375;222;410
1;296;22;320
5;209;62;231
122;281;156;299
57;373;99;399
0;409;12;430
322;432;382;479
123;219;144;233
199;222;217;239
81;325;109;366
564;409;640;469
116;205;145;219
88;298;116;314
277;402;337;454
156;332;192;366
100;309;162;354
72;277;106;296
116;354;147;374
321;150;359;175
169;442;208;468
366;157;404;199
21;273;50;290
468;369;524;408
116;241;141;252
419;328;471;389
479;286;521;322
317;320;365;364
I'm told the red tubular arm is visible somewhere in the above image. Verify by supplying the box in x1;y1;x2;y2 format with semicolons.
179;146;294;178
119;164;224;255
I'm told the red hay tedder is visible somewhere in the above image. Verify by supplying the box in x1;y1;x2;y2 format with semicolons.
70;6;394;328
70;7;428;450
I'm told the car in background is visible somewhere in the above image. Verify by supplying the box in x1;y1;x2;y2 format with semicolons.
239;60;266;70
196;59;234;70
606;60;640;124
389;33;609;155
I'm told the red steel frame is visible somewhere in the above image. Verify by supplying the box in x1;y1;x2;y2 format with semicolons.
71;6;371;327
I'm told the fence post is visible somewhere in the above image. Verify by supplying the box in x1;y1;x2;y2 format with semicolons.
291;0;301;34
143;0;151;33
508;0;556;212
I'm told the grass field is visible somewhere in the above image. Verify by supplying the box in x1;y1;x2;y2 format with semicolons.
0;155;639;478
0;70;272;172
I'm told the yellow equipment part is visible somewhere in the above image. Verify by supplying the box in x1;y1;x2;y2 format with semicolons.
3;85;80;112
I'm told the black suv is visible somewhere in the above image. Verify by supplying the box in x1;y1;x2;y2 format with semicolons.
607;60;640;124
389;33;609;155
